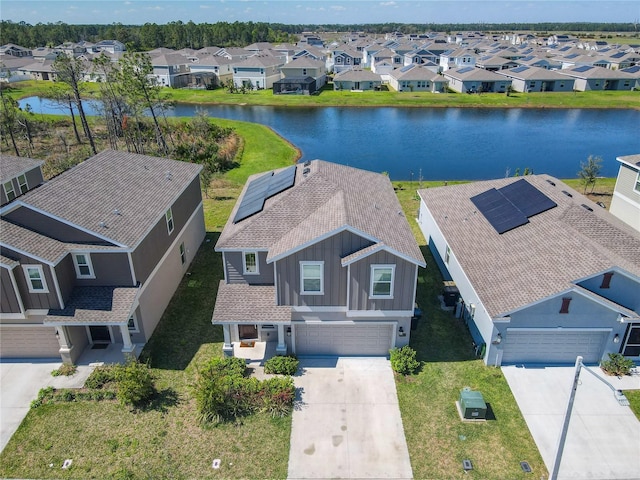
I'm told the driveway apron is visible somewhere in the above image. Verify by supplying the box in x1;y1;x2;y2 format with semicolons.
288;357;413;480
502;365;640;480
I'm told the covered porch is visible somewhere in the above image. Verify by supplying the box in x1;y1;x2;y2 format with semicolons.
212;282;292;357
44;286;139;364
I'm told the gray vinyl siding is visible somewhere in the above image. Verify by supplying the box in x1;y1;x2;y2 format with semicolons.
225;251;274;285
348;251;416;311
25;167;44;192
3;207;109;244
55;255;75;303
1;267;21;313
578;271;640;313
131;177;201;284
615;164;640;200
75;252;134;287
276;231;373;307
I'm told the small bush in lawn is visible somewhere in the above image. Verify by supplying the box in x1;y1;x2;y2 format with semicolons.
30;386;55;408
85;365;117;389
390;346;421;376
51;364;77;377
112;358;155;407
264;355;299;375
259;376;296;417
601;353;636;376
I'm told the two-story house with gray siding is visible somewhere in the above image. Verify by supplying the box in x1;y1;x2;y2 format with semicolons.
212;160;425;357
610;154;640;232
1;156;44;207
417;174;640;367
0;151;205;363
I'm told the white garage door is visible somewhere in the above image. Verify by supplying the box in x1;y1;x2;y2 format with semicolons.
295;323;393;356
0;326;60;359
502;329;608;364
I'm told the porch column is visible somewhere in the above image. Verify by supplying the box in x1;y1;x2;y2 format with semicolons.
222;324;233;357
119;324;134;353
56;326;73;364
276;324;287;355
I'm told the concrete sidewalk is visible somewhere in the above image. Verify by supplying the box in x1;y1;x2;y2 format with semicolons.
502;364;640;480
288;357;412;480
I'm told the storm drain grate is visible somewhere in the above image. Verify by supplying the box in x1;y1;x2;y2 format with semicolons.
462;459;473;471
520;461;532;473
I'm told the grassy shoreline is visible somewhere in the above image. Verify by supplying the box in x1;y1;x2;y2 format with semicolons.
7;80;640;110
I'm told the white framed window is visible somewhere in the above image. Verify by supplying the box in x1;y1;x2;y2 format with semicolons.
73;253;95;279
179;242;186;265
17;174;28;194
635;172;640;194
3;181;16;202
243;251;259;275
165;208;174;234
128;313;139;333
23;265;49;293
370;265;395;298
300;261;324;295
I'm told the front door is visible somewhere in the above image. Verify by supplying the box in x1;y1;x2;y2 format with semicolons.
89;325;112;343
238;325;258;340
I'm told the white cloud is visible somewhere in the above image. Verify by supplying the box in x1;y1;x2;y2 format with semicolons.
145;5;164;10
380;1;397;6
200;4;210;8
330;5;346;11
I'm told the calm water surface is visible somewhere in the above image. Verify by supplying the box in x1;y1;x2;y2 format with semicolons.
21;96;640;180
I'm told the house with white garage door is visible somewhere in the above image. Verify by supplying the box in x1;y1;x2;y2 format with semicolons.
0;151;205;363
212;160;425;357
417;175;640;366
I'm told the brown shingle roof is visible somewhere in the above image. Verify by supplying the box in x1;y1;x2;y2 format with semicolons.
418;175;640;317
0;154;43;182
45;286;138;325
212;282;291;323
216;161;425;267
18;150;201;248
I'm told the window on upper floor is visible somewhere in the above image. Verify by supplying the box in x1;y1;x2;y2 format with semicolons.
128;313;139;333
17;174;28;194
73;253;95;279
166;208;174;234
370;265;395;298
300;261;324;295
23;265;49;293
3;180;16;202
635;172;640;194
243;251;259;275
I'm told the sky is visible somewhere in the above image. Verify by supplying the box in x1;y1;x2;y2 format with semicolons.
1;0;639;25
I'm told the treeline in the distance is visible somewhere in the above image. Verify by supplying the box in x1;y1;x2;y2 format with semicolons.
1;20;638;50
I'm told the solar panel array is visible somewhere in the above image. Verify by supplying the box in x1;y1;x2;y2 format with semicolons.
233;165;297;223
573;65;594;73
470;179;557;234
510;66;530;73
457;67;475;74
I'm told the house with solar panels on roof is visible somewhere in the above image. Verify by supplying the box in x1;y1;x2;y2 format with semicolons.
0;151;205;363
417;175;640;366
495;65;574;92
556;65;635;91
212;160;425;357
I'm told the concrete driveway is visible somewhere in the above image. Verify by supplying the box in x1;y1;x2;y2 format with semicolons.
288;357;412;480
502;364;640;480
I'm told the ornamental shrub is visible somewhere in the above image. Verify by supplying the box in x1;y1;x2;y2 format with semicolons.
264;355;299;375
390;346;420;376
112;358;155;407
601;353;635;376
259;376;296;417
84;365;117;389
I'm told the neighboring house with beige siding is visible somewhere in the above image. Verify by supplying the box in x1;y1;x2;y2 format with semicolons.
0;151;205;363
610;154;640;232
212;160;425;357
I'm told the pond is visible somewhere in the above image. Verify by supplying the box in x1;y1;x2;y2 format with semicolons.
19;96;640;180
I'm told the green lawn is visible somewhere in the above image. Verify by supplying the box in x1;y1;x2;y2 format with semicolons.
7;79;640;110
624;390;640;421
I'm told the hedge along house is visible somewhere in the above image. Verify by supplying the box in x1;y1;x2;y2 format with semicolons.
0;151;205;363
417;175;640;366
212;160;425;357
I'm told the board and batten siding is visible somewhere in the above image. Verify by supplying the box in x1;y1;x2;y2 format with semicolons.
1;267;21;313
225;251;274;285
276;230;373;307
348;250;416;311
10;255;60;310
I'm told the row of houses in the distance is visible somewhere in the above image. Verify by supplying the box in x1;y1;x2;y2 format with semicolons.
2;30;639;94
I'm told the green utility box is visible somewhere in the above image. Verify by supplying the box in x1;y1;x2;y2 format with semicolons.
459;388;487;419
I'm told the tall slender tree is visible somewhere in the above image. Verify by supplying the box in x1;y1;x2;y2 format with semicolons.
53;53;97;154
